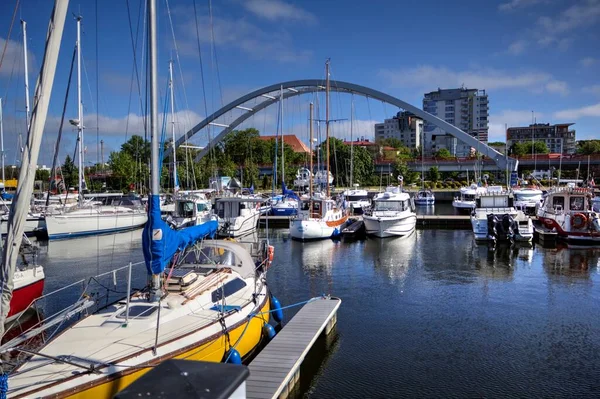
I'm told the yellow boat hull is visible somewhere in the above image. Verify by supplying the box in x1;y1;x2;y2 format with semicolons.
60;299;271;399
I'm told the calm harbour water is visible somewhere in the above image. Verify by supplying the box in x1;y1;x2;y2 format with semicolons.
32;228;600;398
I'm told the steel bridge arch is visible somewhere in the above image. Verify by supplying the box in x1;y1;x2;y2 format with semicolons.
164;79;517;171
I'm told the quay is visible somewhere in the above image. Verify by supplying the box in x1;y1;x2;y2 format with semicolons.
246;296;341;399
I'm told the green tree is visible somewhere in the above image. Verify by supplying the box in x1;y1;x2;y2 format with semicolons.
434;148;452;159
61;155;77;188
35;169;50;183
121;135;150;161
510;141;549;156
108;151;137;190
379;138;404;149
577;140;600;155
394;159;419;185
427;166;440;182
320;137;374;187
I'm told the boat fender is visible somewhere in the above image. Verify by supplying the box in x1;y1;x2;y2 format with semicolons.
571;213;587;229
224;348;242;364
263;323;276;340
270;295;284;324
268;245;275;265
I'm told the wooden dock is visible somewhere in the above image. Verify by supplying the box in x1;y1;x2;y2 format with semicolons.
246;297;341;399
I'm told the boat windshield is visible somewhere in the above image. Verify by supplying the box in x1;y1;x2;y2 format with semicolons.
515;192;541;201
197;203;208;212
461;194;475;201
181;245;240;267
374;200;408;212
177;201;195;217
347;195;369;201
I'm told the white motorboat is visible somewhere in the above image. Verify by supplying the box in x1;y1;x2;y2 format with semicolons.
314;170;334;187
214;196;262;237
293;168;311;189
363;186;417;238
537;186;600;244
0;212;45;236
169;193;214;229
342;188;370;215
414;189;435;206
290;195;348;240
512;186;543;215
470;190;533;242
453;184;490;212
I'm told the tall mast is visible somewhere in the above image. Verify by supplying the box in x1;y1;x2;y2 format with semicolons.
325;59;330;198
350;96;354;188
280;85;284;184
1;0;69;334
76;15;84;200
21;20;31;131
0;98;4;184
421;119;424;189
309;102;313;202
149;0;159;195
169;60;178;193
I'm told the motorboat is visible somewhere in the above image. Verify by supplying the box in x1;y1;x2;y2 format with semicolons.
537;187;600;244
314;170;334;187
414;189;435;206
452;184;491;212
214;196;262;237
363;185;417;238
0;212;45;237
512;186;543;215
293;168;311;189
290;194;348;240
6;242;44;323
342;187;370;215
470;190;533;242
169;192;214;229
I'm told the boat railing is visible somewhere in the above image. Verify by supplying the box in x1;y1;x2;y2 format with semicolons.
1;261;147;356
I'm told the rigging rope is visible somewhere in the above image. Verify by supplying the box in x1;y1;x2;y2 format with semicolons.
0;0;21;74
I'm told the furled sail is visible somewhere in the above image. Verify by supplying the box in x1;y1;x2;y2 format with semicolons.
282;181;300;201
142;195;217;275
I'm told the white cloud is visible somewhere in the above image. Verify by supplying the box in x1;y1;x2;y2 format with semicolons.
0;36;36;77
173;6;312;63
554;103;600;119
583;84;600;95
488;110;542;142
498;0;546;11
379;65;568;94
241;0;316;23
580;57;599;67
507;40;527;55
534;1;600;48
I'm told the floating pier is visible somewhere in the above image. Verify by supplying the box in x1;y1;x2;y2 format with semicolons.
416;214;471;229
246;297;341;399
341;219;365;238
533;220;558;245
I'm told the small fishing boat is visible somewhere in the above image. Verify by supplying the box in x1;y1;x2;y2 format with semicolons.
214;196;262;237
363;184;417;238
290;194;348;240
452;184;489;213
342;187;370;215
537;186;600;244
470;190;533;242
169;192;213;229
414;189;435;206
512;186;543;215
293;167;311;190
314;170;334;187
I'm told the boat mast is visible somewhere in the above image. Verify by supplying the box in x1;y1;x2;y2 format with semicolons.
350;96;354;188
21;20;31;131
325;59;330;198
280;85;284;185
309;102;313;202
0;0;69;335
0;98;4;184
148;0;160;293
169;60;178;193
421;120;424;189
75;15;84;201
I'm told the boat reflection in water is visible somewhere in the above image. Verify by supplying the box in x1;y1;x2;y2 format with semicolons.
542;244;600;280
292;238;338;276
471;241;533;281
363;231;417;282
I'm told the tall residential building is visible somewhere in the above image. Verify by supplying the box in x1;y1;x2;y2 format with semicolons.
373;111;423;148
506;123;576;154
422;87;489;157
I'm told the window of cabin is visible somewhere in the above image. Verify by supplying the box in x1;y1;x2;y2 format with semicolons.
212;278;247;302
570;196;584;211
552;196;565;210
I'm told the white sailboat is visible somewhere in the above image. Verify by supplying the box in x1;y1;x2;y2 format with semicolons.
290;66;348;241
44;16;147;240
6;3;276;397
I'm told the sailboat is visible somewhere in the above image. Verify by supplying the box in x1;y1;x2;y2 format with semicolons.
6;2;274;396
44;15;147;240
414;128;435;206
290;62;348;241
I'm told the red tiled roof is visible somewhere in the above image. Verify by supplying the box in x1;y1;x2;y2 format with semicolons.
258;134;311;153
343;140;377;146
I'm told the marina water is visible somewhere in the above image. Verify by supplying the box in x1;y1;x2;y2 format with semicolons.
33;228;600;397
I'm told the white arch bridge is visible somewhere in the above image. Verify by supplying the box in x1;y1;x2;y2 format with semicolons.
163;80;518;172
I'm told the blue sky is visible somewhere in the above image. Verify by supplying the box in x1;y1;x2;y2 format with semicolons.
0;0;599;165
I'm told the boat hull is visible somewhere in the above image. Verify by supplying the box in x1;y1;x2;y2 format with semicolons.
538;216;600;244
270;206;297;216
363;214;416;238
470;217;533;242
45;211;147;240
414;198;435;205
289;218;346;240
0;216;46;237
8;266;45;321
217;212;260;238
452;199;475;213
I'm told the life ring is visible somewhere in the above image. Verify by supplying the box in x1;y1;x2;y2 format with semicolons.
571;213;587;229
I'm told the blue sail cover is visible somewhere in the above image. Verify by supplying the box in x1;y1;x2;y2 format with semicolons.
142;195;218;275
281;182;300;201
